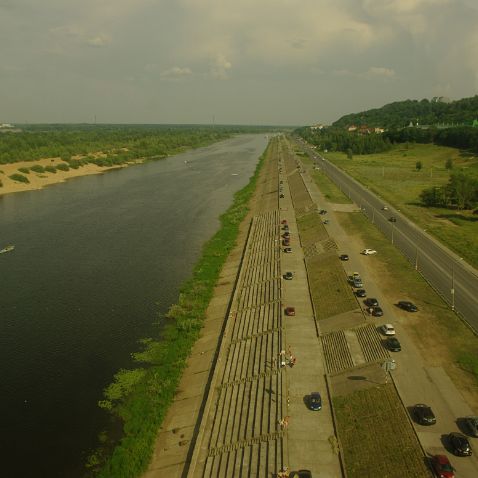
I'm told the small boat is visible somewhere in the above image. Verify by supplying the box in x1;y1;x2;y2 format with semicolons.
0;245;15;254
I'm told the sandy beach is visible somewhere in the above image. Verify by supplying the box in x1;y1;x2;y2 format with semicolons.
0;157;140;197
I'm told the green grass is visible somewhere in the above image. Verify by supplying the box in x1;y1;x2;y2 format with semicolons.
333;384;431;478
9;173;29;183
306;253;357;320
337;211;478;385
325;143;478;267
87;141;270;478
296;211;328;245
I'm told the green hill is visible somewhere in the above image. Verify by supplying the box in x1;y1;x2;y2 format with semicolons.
332;96;478;129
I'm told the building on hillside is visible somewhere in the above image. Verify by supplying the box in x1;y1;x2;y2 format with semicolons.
310;124;325;131
0;123;14;128
431;96;451;103
374;127;385;133
347;125;357;132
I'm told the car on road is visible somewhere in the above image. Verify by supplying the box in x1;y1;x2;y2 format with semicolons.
352;272;363;288
339;254;349;261
448;432;472;456
282;239;290;246
283;224;289;230
283;247;292;253
364;298;379;307
308;392;322;411
430;454;455;478
398;301;418;312
380;324;396;336
413;404;436;425
284;272;293;280
319;209;327;215
382;206;389;211
280;193;285;198
355;289;367;297
283;231;290;238
362;248;377;255
371;306;383;317
285;307;296;316
281;219;287;224
386;337;401;352
389;216;397;222
323;219;329;225
291;470;312;478
463;416;478;437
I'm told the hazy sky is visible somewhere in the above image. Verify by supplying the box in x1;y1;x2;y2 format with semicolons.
1;0;477;125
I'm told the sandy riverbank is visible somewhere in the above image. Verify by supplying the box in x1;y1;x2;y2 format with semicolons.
0;157;141;197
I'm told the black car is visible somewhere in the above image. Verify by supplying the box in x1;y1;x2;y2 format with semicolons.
283;247;292;253
389;216;397;222
364;298;379;307
413;404;436;425
371;306;383;317
308;392;322;411
463;416;478;437
284;271;293;280
355;289;367;298
398;301;418;312
280;194;285;198
386;337;401;351
339;254;349;261
319;209;327;215
291;470;312;478
448;432;473;456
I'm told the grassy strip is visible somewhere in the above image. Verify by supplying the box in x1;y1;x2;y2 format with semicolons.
88;143;269;478
333;384;431;478
296;212;329;245
336;211;478;387
324;144;478;268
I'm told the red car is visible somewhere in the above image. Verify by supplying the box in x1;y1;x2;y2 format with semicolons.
281;219;287;224
285;307;296;316
431;455;454;478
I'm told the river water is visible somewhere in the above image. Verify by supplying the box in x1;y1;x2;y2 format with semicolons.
0;134;268;478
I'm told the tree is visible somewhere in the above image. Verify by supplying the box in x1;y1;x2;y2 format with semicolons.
347;148;353;159
445;158;453;170
416;161;423;171
448;172;478;209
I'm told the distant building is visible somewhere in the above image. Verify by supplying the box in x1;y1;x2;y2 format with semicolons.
0;123;14;128
310;124;325;130
431;96;451;103
374;127;385;133
347;125;357;132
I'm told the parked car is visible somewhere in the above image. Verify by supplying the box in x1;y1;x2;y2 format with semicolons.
382;206;389;211
308;392;322;411
282;239;290;246
448;432;472;456
284;271;293;280
283;224;289;231
389;216;397;222
463;416;478;437
413;404;436;425
398;301;418;312
386;337;401;352
380;324;396;336
355;289;367;298
319;209;327;215
281;219;288;224
283;247;292;253
352;272;363;288
362;248;377;255
371;306;384;317
339;254;349;261
430;455;454;478
364;298;379;307
280;193;285;198
283;231;290;238
323;219;330;225
293;470;312;478
285;307;296;316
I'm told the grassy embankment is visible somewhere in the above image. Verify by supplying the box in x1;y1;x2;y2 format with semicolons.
87;143;269;477
325;143;478;268
333;384;431;478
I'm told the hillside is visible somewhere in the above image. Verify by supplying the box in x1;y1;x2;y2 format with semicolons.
332;96;478;129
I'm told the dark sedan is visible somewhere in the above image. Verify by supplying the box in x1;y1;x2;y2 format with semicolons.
463;416;478;437
339;254;349;261
448;432;472;456
386;337;401;352
413;404;436;425
364;298;379;307
308;392;322;411
355;289;367;298
398;301;418;312
371;306;383;317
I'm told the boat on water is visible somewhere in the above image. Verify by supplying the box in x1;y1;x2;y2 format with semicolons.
0;245;15;254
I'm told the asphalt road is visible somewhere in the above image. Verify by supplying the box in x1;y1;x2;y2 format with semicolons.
295;137;478;334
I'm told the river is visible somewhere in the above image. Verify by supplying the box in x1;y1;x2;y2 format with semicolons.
0;134;268;477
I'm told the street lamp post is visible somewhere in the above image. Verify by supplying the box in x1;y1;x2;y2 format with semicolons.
451;262;455;311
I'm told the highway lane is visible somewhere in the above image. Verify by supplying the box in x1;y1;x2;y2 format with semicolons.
294;137;478;333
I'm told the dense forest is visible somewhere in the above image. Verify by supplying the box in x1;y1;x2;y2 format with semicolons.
332;96;478;129
0;124;278;166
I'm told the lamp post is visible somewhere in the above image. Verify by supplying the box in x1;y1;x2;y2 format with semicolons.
451;262;455;311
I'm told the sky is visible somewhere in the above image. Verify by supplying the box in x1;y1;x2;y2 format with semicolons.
1;0;478;125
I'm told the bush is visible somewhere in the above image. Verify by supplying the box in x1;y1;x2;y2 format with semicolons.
44;165;57;174
18;167;30;174
56;163;70;172
9;173;30;183
30;164;45;173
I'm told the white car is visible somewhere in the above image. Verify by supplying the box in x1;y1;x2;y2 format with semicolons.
380;324;396;336
362;248;377;255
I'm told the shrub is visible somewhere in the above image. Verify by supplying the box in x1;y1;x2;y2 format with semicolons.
9;173;30;183
56;163;70;172
18;167;30;174
44;165;57;174
30;164;45;173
